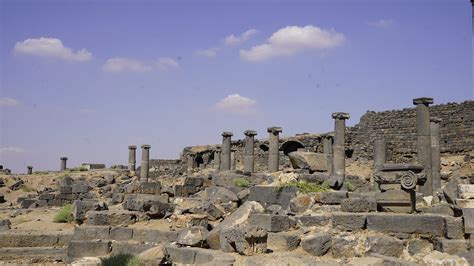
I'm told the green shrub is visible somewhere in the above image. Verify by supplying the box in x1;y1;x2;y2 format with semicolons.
33;171;49;175
279;181;329;194
53;204;74;223
101;254;139;266
233;177;250;187
345;181;356;192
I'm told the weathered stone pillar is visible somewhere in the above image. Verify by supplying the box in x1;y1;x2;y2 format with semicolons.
430;117;441;192
60;157;68;171
187;153;196;174
244;130;257;174
140;144;151;182
323;136;333;174
374;138;387;171
0;165;3;170
329;112;350;188
128;145;137;172
27;166;33;174
413;97;434;196
214;149;221;171
220;132;233;171
231;149;236;171
267;127;283;173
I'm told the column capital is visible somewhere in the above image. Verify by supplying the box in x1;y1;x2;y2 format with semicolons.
267;126;283;134
60;157;68;160
430;117;441;123
141;144;151;149
244;130;257;137
222;132;233;137
332;112;350;120
413;97;433;106
27;166;33;169
128;145;137;150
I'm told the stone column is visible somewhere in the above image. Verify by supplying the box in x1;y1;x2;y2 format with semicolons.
214;149;221;171
220;132;233;171
187;153;196;174
373;138;387;172
140;144;151;182
323;136;333;174
329;112;350;188
128;145;137;172
430;117;441;192
60;157;68;171
267;127;283;173
27;166;33;174
231;149;236;171
413;97;434;196
0;165;2;170
243;130;257;174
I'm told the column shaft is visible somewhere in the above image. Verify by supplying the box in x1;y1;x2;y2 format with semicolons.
220;132;233;171
430;118;441;192
140;145;150;182
128;146;136;172
414;98;433;196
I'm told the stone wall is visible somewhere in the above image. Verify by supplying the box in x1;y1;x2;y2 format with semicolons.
181;100;473;171
149;159;185;177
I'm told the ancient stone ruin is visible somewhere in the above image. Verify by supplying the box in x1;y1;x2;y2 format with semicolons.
0;98;473;265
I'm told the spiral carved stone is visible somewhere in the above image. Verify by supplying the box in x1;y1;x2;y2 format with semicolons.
400;171;417;190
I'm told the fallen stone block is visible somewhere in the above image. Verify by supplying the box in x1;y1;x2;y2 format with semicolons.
367;235;403;257
267;232;300;251
407;239;433;256
85;210;139;226
9;180;23;191
73;200;106;223
220;225;267;255
295;214;331;227
0;231;70;248
204;186;238;203
434;239;468;255
289;195;314;213
111;242;156;255
287;151;328;172
463;208;474;234
0;219;11;232
301;233;332;256
132;229;178;244
341;197;376;212
109;227;133;241
136;182;161;195
347;257;384;266
206;201;264;250
111;193;124;204
422;251;469;265
165;244;235;265
445;216;464;239
137;245;165;265
371;253;418;266
332;212;367;231
67;240;111;258
366;213;445;237
444;177;462;204
459;184;474;199
122;194;169;212
315;191;348;205
206;203;225;221
248;186;297;210
332;235;364;258
456;199;474;208
72;184;89;194
249;214;292;232
176;226;208;247
72;225;110;240
419;203;455;216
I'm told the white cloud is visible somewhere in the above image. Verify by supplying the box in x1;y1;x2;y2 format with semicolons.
156;57;179;70
196;47;219;57
0;97;19;107
214;94;257;115
14;37;92;62
224;29;259;46
368;19;394;29
102;57;152;73
240;25;345;62
0;147;26;154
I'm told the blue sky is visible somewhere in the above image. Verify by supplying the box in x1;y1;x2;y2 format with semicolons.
0;0;472;173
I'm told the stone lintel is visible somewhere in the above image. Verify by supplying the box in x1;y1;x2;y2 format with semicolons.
331;112;350;120
267;127;283;134
244;130;257;136
413;97;434;106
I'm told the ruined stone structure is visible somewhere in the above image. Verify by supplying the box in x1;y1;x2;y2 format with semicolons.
26;166;33;175
60;157;68;172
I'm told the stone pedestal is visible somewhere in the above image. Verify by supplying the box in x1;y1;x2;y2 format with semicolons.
60;157;68;172
140;145;151;182
430;117;441;192
267;127;283;173
413;97;434;196
27;166;33;175
220;132;233;171
244;130;257;174
328;112;350;188
128;145;137;172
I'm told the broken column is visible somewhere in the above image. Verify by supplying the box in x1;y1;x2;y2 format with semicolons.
231;149;236;171
430;117;441;192
140;144;151;182
329;112;350;188
323;136;333;174
60;157;68;171
27;166;33;174
374;138;387;172
214;149;221;171
267;127;283;173
128;145;137;172
220;132;233;171
413;97;434;196
187;153;196;174
244;130;257;174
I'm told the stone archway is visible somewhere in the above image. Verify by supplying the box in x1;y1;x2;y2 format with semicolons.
280;140;305;155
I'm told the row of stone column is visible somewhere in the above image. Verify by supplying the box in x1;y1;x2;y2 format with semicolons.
127;145;151;182
373;97;441;196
